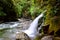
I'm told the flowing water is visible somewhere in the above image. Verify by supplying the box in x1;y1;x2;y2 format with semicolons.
23;10;47;40
0;10;47;40
0;19;32;40
23;13;44;39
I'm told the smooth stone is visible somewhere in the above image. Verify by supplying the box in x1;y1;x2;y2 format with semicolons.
41;35;53;40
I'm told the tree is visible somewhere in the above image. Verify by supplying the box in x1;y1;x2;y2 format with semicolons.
0;0;18;22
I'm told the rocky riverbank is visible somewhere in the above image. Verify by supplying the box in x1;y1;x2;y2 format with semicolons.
0;18;60;40
0;18;32;40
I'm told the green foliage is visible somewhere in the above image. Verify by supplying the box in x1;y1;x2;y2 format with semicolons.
0;11;6;16
12;0;45;19
0;0;18;21
0;0;60;36
0;7;6;16
12;0;29;17
43;0;60;36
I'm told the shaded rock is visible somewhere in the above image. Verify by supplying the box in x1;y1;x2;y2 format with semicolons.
54;37;60;40
41;35;53;40
42;25;49;34
55;29;60;37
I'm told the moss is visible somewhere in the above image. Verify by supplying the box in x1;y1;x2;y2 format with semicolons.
43;0;60;36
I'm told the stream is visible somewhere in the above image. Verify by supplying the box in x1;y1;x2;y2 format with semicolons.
0;18;32;40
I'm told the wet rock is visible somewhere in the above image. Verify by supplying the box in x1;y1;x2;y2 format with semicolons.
17;18;32;30
16;32;31;40
41;35;53;40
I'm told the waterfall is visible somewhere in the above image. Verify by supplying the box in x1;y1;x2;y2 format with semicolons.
23;10;47;40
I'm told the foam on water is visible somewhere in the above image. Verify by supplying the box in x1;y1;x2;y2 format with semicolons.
0;22;20;29
23;10;47;40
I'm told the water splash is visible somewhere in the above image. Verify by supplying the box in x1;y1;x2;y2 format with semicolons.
23;10;47;40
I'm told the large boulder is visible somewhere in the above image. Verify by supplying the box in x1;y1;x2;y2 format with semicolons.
16;32;31;40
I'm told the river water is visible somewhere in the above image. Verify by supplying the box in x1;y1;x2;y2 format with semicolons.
0;18;32;40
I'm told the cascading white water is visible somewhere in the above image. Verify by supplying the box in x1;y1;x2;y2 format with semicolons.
23;10;47;40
